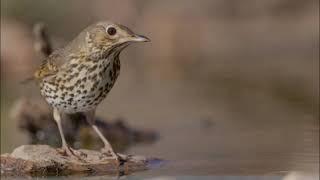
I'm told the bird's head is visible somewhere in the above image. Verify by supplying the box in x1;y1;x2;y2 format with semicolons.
81;21;150;57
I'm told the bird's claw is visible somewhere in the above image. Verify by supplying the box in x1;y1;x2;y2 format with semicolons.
57;146;87;161
100;148;127;165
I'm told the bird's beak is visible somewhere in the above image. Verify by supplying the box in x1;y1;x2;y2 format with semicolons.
130;34;151;42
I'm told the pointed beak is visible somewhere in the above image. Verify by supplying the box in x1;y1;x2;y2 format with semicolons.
130;34;151;42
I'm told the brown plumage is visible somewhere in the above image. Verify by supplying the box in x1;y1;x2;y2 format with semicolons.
33;21;150;161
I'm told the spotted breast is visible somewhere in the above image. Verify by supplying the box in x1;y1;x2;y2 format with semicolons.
39;52;120;114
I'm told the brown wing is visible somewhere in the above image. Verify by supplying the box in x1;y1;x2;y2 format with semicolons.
33;49;66;81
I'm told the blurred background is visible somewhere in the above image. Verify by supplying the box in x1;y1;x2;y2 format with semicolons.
1;0;319;179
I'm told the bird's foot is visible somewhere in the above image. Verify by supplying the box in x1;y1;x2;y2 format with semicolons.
100;148;127;166
57;146;87;162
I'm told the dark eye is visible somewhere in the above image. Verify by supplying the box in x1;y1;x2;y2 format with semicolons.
107;27;117;36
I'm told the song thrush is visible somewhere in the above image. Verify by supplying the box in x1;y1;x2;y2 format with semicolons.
33;21;150;161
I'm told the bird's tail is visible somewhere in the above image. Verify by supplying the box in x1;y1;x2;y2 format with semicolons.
19;22;55;86
20;23;53;85
33;23;52;58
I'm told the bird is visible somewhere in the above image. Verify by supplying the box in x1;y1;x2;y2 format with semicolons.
33;21;150;161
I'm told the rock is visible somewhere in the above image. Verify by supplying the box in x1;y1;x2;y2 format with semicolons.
1;145;162;177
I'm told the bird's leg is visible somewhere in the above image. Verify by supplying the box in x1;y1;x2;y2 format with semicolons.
53;108;86;160
85;110;124;163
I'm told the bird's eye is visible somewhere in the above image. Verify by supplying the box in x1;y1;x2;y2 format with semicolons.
107;27;117;36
